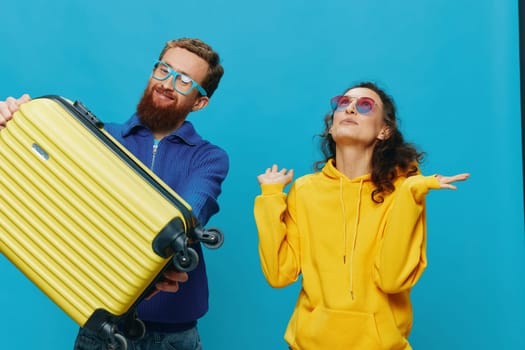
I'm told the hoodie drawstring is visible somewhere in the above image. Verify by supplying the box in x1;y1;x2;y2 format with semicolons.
339;177;364;300
339;177;347;264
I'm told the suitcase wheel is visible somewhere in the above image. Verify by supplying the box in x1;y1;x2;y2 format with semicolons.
106;333;127;350
192;226;224;249
201;227;224;249
173;247;199;272
121;312;146;341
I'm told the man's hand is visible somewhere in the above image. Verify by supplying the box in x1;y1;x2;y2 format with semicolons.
146;269;189;300
0;94;31;128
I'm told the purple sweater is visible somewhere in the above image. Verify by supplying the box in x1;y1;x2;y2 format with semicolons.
105;113;229;331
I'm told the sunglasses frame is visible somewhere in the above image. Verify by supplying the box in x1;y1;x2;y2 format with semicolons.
330;95;377;114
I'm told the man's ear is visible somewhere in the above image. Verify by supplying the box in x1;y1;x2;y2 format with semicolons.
377;126;392;140
192;96;209;112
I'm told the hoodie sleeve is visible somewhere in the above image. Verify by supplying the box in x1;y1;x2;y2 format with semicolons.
253;182;301;288
373;174;440;293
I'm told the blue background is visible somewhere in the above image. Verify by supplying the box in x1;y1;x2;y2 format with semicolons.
1;0;524;349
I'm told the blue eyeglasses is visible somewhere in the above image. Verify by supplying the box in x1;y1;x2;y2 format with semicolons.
152;60;207;96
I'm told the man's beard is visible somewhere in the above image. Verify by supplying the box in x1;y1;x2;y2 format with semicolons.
136;85;191;134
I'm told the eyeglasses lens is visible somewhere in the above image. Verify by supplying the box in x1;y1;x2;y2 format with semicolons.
153;63;169;80
173;75;193;93
356;98;374;114
331;96;351;111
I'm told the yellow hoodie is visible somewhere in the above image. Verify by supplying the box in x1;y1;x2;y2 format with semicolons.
254;160;440;350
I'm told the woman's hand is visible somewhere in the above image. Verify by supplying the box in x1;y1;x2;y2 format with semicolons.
435;173;470;190
257;164;294;186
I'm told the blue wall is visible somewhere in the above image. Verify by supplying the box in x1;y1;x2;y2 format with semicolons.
1;1;524;349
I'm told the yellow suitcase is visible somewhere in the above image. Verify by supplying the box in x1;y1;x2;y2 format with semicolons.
0;96;223;349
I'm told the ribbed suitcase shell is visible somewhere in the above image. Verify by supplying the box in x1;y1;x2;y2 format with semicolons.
0;97;197;331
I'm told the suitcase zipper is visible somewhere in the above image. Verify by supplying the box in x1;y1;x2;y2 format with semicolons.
151;140;160;170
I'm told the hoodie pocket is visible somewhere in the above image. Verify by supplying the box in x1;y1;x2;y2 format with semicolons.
295;306;383;349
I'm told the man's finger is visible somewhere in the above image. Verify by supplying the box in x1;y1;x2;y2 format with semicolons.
163;270;189;283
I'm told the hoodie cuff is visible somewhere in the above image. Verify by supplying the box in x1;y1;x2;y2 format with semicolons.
260;183;286;195
409;175;441;203
429;174;441;189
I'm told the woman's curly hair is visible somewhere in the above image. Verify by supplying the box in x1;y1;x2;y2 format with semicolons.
315;82;424;203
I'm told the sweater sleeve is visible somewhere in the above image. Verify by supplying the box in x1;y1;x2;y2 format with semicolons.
176;146;229;226
373;175;440;293
254;182;301;288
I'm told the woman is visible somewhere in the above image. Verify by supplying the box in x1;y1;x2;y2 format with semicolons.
254;82;469;350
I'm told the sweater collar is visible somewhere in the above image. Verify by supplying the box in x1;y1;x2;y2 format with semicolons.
121;113;201;146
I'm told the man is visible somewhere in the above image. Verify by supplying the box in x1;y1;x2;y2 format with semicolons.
0;37;229;350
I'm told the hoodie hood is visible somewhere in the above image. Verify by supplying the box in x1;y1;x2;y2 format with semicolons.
322;158;372;183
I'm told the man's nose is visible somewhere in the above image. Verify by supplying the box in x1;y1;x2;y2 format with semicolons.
159;74;175;90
